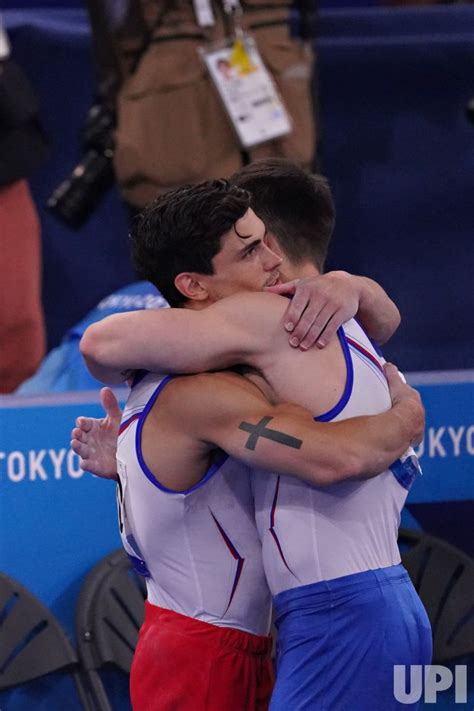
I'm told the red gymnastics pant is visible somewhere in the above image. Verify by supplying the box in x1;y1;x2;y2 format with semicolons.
130;603;274;711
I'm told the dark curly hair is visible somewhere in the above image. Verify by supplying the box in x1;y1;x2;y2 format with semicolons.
130;180;251;306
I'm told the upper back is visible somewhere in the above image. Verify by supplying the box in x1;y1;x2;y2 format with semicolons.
215;290;353;414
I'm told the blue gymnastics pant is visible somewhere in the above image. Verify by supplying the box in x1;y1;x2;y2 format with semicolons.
271;565;432;711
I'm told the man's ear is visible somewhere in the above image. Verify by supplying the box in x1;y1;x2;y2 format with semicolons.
174;272;209;302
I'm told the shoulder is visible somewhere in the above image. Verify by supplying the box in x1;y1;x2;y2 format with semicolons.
159;371;267;420
170;370;263;399
214;290;289;314
208;291;289;332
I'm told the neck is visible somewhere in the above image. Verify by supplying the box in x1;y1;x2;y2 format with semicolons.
183;299;211;311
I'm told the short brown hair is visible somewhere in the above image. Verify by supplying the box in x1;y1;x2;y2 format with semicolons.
231;158;335;271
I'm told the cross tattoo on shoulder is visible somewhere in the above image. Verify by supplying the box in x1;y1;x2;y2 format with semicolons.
239;416;303;451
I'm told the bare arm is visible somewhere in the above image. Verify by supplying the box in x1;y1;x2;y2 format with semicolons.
184;364;423;487
356;276;401;345
72;364;423;484
80;292;281;384
80;272;400;385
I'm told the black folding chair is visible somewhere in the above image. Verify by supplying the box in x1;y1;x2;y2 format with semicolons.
0;571;89;708
75;548;146;711
399;528;474;663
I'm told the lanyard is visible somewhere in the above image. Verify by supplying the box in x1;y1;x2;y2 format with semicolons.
222;0;244;39
192;0;245;37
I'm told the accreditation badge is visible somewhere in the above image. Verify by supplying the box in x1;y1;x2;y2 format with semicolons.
200;35;292;149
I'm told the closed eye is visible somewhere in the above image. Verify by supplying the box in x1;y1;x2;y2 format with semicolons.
240;239;262;259
243;245;258;258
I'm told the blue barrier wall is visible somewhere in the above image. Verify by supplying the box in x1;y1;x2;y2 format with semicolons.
0;392;128;710
0;393;122;635
401;372;474;558
4;6;474;371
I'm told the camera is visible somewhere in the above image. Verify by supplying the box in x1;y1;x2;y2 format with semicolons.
47;104;116;229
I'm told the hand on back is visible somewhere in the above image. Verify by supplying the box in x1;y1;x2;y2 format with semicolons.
71;387;122;479
384;364;425;446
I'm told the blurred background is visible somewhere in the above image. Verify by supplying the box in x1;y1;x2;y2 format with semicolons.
0;0;473;708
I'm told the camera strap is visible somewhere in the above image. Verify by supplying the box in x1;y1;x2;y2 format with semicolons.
129;0;177;73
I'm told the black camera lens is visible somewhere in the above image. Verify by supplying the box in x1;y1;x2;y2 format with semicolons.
47;103;116;229
81;104;115;150
47;148;114;229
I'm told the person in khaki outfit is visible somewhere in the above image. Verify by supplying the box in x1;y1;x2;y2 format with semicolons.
85;0;316;208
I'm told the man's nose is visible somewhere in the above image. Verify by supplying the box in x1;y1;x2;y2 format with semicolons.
261;243;282;270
